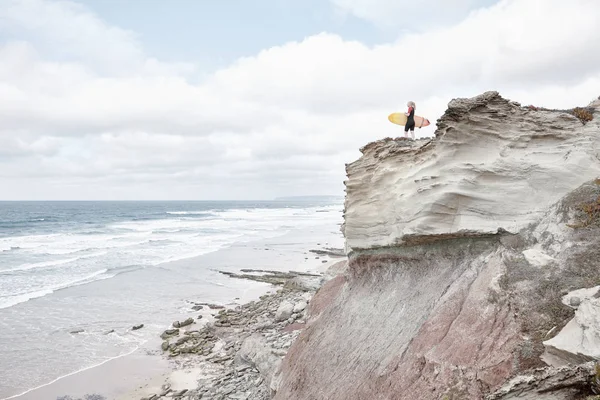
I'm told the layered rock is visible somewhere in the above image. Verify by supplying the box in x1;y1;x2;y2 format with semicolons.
343;91;600;251
274;92;600;400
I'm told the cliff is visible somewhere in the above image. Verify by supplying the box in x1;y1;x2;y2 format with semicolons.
273;92;600;399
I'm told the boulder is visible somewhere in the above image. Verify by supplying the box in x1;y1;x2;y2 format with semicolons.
175;336;192;346
160;329;179;340
132;324;144;330
292;301;307;313
569;296;581;307
171;389;188;397
179;317;195;327
275;301;294;322
236;334;282;389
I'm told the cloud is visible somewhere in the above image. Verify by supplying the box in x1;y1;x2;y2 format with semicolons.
0;0;196;76
0;0;142;73
0;0;599;200
329;0;496;28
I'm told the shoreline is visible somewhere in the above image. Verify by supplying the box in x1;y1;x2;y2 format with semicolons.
7;243;344;400
2;345;142;400
121;257;347;400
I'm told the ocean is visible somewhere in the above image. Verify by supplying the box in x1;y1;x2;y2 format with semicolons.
0;200;344;399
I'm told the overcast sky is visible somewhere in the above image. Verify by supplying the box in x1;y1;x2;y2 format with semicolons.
1;0;599;200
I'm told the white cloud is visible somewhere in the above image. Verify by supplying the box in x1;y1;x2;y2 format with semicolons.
0;0;142;73
0;0;196;76
329;0;493;28
0;0;599;200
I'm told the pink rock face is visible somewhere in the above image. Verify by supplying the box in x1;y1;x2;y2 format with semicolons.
274;242;522;400
306;274;346;324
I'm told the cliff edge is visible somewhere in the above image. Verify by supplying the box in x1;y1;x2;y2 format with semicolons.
344;91;600;251
273;92;600;399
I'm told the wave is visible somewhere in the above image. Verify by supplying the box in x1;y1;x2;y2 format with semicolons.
166;211;215;216
105;264;145;276
1;257;78;274
0;252;108;274
0;269;112;310
0;203;344;311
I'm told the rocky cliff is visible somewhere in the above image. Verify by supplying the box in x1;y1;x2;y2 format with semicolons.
273;92;600;399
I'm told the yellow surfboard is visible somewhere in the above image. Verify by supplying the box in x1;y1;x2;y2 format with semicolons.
388;112;430;128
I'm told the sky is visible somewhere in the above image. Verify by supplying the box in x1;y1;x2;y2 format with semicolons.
0;0;599;200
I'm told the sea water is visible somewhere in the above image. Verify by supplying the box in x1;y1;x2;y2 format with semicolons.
0;200;344;399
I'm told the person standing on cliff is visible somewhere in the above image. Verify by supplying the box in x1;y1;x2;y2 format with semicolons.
404;101;416;140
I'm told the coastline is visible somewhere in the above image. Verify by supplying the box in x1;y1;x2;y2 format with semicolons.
121;256;347;400
5;227;345;400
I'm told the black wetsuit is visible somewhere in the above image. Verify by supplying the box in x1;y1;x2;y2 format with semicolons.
405;106;415;132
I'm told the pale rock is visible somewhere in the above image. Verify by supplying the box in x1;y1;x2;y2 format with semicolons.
561;285;600;307
292;301;307;313
343;91;600;252
522;248;555;267
487;362;598;399
301;292;313;302
236;334;281;389
274;301;294;322
543;287;600;366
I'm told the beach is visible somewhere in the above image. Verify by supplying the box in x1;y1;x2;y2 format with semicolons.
121;257;346;400
0;201;344;400
14;244;345;400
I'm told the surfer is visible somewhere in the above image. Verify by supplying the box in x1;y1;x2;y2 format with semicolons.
404;101;416;140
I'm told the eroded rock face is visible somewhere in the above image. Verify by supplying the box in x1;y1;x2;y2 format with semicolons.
543;286;600;366
275;238;523;400
343;91;600;252
486;362;599;400
274;93;600;400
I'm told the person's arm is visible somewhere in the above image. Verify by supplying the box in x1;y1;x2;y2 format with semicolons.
405;106;413;116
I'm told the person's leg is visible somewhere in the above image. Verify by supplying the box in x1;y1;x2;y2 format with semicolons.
410;127;415;140
404;125;409;138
